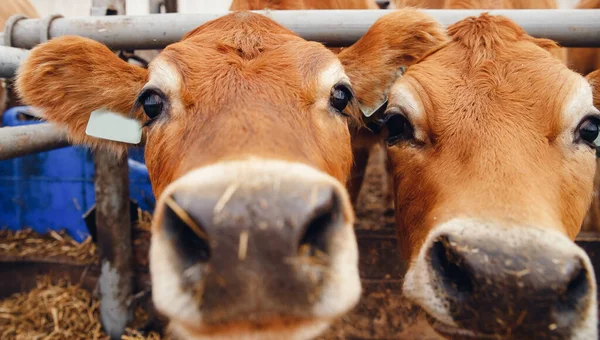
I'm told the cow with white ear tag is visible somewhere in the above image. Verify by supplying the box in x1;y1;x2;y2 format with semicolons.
16;9;448;340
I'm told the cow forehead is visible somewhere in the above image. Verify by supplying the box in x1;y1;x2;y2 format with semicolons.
395;44;587;138
148;40;344;105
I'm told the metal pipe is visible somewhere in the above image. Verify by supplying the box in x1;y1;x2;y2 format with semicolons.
0;124;69;160
91;1;133;339
94;149;133;340
2;9;600;49
0;46;28;78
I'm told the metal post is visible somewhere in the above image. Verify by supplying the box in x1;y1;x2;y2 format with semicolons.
91;1;132;339
93;150;132;340
0;123;69;160
2;10;600;49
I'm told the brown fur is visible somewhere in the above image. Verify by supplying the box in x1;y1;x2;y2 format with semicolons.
387;14;595;261
337;9;449;202
589;69;600;109
389;0;563;210
394;0;565;62
228;0;383;203
395;0;445;8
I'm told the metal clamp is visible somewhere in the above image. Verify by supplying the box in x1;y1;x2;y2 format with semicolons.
40;14;64;43
3;15;27;47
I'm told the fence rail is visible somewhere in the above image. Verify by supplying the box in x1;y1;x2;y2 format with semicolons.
0;46;28;78
0;9;600;159
2;9;600;50
0;123;69;160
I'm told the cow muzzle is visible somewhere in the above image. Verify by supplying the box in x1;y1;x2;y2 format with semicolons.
403;219;597;340
149;159;360;339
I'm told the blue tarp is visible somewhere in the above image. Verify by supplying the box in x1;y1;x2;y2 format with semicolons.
0;106;156;242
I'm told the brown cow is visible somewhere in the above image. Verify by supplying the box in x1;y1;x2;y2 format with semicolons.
0;0;39;115
15;10;445;339
367;13;598;338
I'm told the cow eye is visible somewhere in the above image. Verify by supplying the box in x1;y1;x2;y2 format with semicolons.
142;93;164;119
385;113;415;146
330;84;353;114
577;115;600;149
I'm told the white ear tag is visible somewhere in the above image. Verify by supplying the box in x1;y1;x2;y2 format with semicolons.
86;109;142;144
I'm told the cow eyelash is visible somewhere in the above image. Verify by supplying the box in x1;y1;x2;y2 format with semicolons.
134;88;169;126
330;82;354;117
382;108;418;146
142;118;157;128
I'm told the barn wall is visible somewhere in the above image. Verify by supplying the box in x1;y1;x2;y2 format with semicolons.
27;0;159;17
29;0;92;17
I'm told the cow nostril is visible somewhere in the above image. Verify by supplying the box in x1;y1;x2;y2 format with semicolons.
297;189;340;257
556;259;589;314
163;198;211;268
430;236;474;296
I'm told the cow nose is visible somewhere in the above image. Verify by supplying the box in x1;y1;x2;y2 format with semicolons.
155;170;356;325
427;233;592;336
162;183;344;267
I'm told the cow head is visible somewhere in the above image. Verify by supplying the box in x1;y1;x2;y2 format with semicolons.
16;10;445;339
371;14;598;338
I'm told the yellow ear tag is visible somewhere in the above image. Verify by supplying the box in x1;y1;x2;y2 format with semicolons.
85;109;142;144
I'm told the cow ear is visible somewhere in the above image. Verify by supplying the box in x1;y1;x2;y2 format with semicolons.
16;36;149;154
338;8;448;120
587;70;600;109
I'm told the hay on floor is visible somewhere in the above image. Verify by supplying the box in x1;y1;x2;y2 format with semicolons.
0;276;161;340
0;229;97;263
0;207;153;264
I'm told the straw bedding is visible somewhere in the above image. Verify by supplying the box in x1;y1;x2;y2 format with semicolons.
0;229;97;263
0;208;158;339
0;277;161;340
